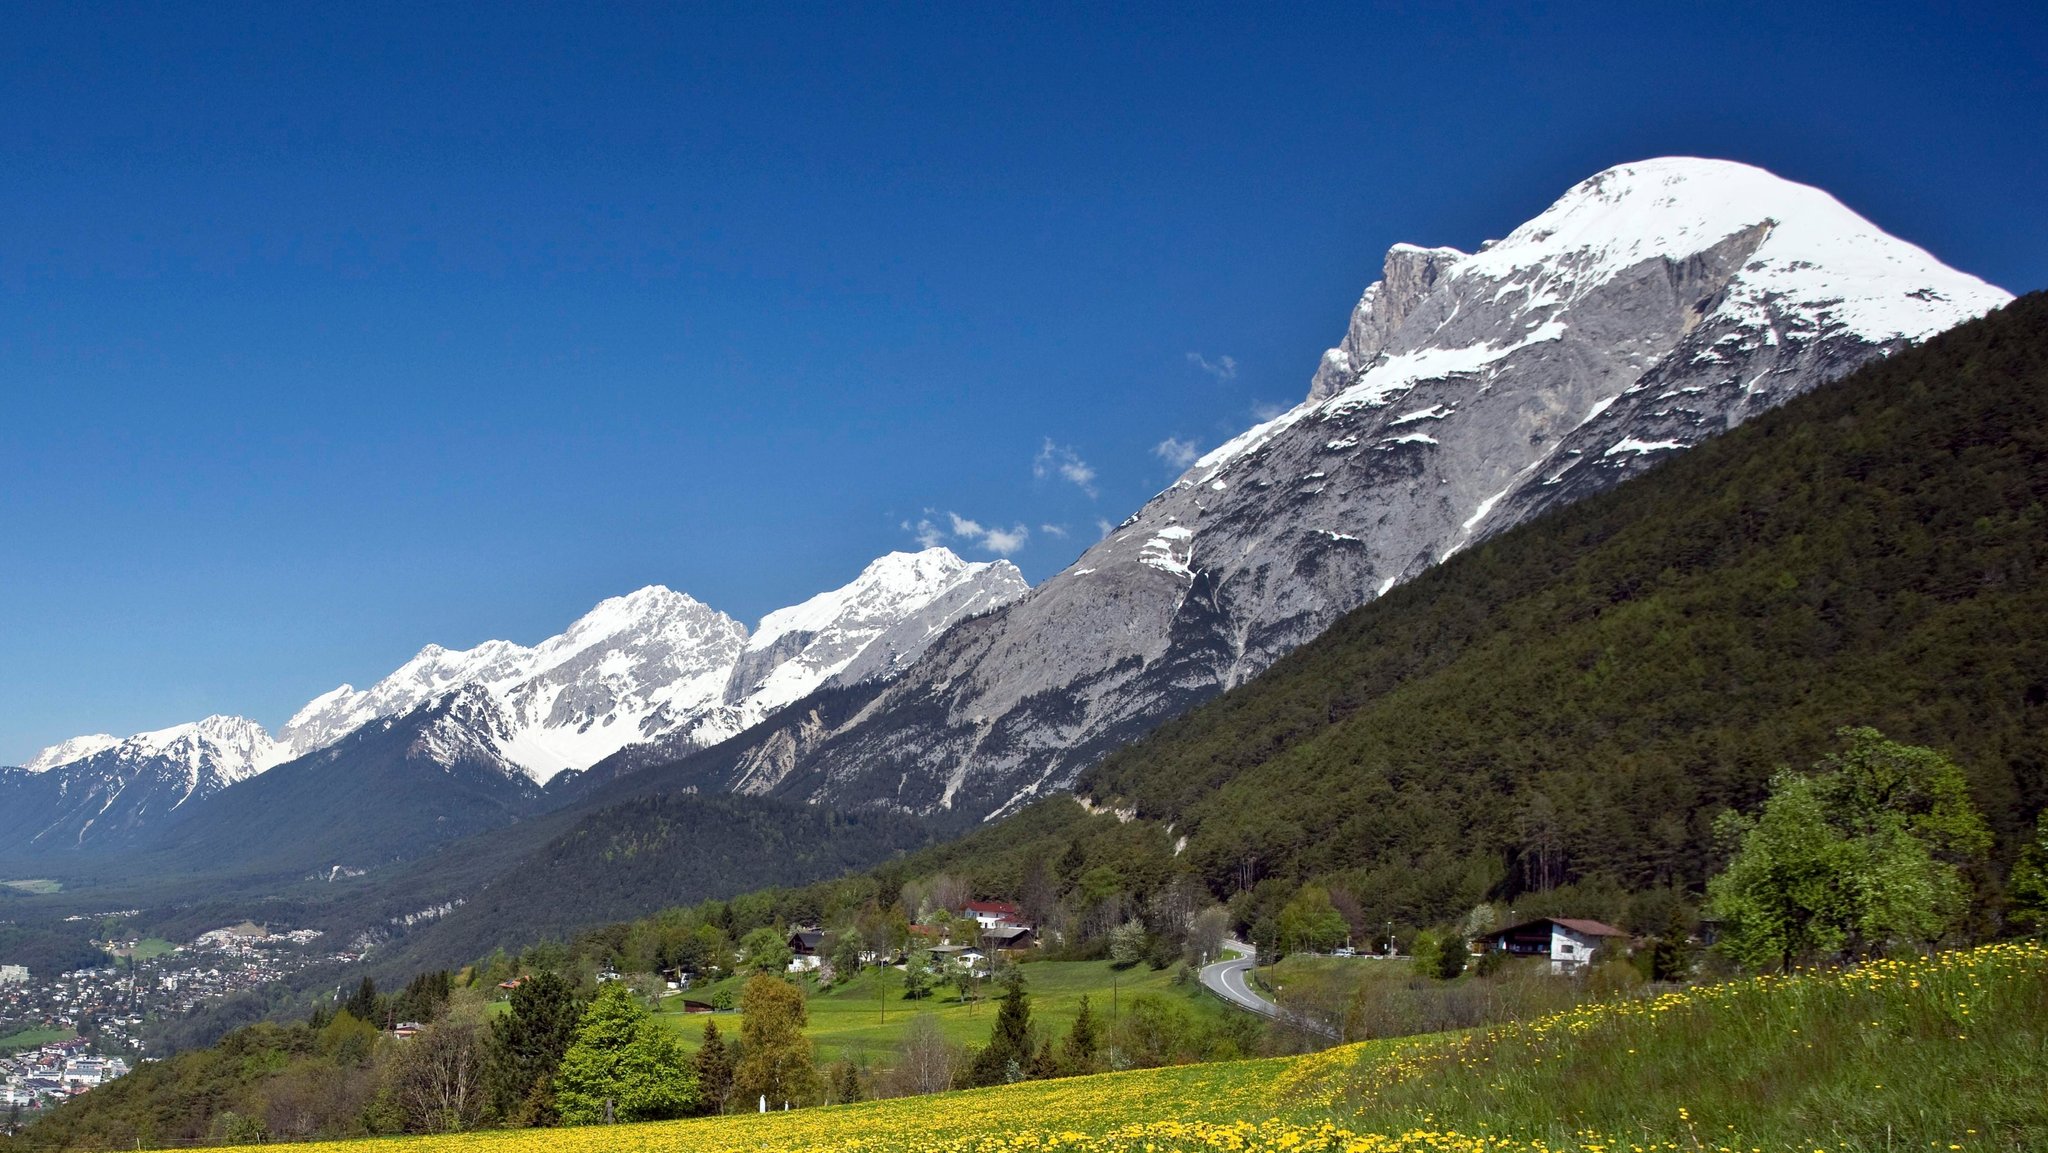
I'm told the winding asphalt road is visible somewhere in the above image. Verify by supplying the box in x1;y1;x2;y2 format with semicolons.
1198;939;1278;1015
1198;939;1338;1037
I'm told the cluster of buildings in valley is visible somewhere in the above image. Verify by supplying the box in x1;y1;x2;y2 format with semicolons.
0;1041;129;1112
786;899;1040;976
0;921;360;1116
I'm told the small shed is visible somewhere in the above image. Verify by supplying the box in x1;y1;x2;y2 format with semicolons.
1483;917;1627;972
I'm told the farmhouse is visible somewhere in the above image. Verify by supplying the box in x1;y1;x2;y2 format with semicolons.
787;928;825;972
1482;917;1628;972
958;900;1023;929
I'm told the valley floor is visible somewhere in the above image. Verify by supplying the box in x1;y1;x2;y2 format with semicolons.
200;941;2044;1153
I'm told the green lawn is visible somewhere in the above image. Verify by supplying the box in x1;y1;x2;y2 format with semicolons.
0;1026;76;1052
654;958;1229;1065
104;937;177;961
0;878;62;894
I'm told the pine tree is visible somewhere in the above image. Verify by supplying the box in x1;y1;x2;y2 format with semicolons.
832;1059;864;1104
487;970;582;1125
694;1019;734;1115
1060;994;1098;1074
343;976;379;1025
968;970;1031;1086
1027;1036;1060;1080
2009;813;2048;936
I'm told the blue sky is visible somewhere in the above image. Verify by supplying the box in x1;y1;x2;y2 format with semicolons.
2;2;2043;761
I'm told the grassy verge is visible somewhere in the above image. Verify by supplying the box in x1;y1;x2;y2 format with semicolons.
208;942;2046;1152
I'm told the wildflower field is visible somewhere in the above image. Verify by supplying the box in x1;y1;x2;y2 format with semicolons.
219;943;2047;1153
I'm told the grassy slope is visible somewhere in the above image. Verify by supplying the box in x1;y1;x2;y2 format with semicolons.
189;942;2044;1153
652;959;1228;1065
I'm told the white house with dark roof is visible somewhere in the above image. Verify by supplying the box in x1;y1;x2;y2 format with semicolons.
1482;917;1628;972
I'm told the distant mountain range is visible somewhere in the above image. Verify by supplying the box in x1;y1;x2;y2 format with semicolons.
0;549;1023;859
0;156;2012;873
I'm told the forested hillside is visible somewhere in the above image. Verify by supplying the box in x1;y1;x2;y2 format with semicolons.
1077;292;2047;920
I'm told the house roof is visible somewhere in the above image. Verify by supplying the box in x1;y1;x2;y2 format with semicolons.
1493;916;1628;939
985;925;1035;941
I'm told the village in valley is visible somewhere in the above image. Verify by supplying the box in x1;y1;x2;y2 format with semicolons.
0;922;359;1123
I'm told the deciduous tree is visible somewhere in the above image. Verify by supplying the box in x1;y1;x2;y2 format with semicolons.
1708;730;1991;970
732;975;820;1109
553;984;697;1124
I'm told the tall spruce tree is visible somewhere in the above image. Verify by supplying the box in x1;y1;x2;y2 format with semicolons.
968;969;1032;1086
343;976;379;1025
487;971;582;1124
694;1019;734;1115
1061;994;1099;1074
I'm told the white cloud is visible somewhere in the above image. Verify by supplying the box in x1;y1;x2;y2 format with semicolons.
1095;518;1114;539
1033;439;1098;497
1039;523;1069;539
1187;352;1238;381
904;510;1031;557
1250;399;1288;421
902;517;948;549
1153;436;1201;470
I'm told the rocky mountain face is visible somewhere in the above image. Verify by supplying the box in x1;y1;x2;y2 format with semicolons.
3;549;1025;856
676;158;2011;824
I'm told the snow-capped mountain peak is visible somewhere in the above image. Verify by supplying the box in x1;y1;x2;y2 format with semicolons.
22;733;120;773
13;549;1028;802
1452;157;1996;343
724;548;1029;720
749;550;987;654
710;157;2010;824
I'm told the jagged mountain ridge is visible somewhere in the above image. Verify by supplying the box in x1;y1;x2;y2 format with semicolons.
655;157;2010;825
3;549;1025;857
0;717;288;852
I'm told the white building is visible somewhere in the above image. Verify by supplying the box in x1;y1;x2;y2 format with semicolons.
1482;917;1629;972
